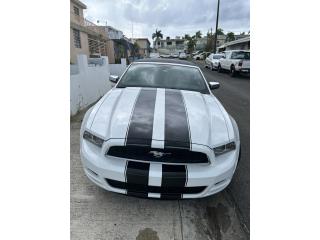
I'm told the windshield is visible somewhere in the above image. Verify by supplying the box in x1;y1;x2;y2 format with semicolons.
213;54;223;59
231;51;250;60
117;63;210;94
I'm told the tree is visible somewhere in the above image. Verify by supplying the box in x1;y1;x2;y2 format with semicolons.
226;32;235;42
195;31;202;39
152;29;163;40
205;31;214;52
184;34;191;40
187;38;197;53
184;31;203;52
215;28;224;35
119;45;125;58
133;42;140;57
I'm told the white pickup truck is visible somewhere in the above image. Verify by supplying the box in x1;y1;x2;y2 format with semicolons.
218;50;250;77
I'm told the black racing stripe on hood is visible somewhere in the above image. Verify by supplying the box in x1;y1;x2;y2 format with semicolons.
126;161;150;198
126;89;157;146
164;90;190;149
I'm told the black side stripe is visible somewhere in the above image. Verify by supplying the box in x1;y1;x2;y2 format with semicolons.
161;164;187;199
126;89;157;146
126;161;150;198
164;90;190;149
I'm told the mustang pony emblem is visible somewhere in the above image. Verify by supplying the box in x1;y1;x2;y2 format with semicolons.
149;151;171;158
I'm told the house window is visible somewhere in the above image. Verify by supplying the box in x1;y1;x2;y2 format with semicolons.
73;6;80;16
167;42;172;45
73;29;81;48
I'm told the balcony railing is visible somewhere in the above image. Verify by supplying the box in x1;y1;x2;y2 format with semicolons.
71;12;106;37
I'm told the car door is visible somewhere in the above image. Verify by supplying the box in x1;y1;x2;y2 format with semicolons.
221;52;228;69
206;54;212;65
226;51;234;69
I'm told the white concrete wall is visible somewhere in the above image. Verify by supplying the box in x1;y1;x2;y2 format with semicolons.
70;55;127;116
70;64;79;75
109;58;127;77
70;55;110;116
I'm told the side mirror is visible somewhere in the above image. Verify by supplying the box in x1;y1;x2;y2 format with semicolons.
209;82;220;90
109;75;119;83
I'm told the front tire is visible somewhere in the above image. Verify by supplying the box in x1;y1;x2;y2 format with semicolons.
217;64;222;73
230;65;237;77
211;63;214;71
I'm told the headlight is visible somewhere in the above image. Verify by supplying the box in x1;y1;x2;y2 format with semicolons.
214;142;236;156
83;131;104;147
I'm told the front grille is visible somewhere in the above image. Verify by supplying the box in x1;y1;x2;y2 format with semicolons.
106;179;206;195
106;146;209;164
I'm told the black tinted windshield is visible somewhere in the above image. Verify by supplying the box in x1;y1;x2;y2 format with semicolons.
117;63;210;94
231;51;250;60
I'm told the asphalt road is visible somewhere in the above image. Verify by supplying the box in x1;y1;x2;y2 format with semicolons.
193;60;250;231
70;61;250;239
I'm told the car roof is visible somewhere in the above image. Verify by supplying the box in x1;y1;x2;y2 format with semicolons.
133;58;197;66
224;50;250;52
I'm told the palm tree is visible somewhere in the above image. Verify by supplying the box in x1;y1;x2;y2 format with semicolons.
152;29;163;40
195;31;202;39
216;28;224;35
184;34;191;40
187;38;197;53
152;29;163;49
226;32;235;42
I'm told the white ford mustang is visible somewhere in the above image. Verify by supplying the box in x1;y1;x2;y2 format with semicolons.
80;59;240;199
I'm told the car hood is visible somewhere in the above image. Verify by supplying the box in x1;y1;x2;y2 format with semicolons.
85;87;234;148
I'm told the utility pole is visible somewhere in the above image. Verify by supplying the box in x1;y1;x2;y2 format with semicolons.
213;0;220;54
211;28;213;51
131;21;133;39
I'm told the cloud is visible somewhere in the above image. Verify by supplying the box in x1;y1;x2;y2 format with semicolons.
82;0;249;44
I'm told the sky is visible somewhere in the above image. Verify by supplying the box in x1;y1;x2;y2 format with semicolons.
82;0;250;46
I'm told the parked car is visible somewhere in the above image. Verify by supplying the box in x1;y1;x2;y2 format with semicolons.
192;50;203;57
170;52;179;58
218;50;250;77
179;52;187;59
193;52;210;60
160;54;171;58
149;53;160;58
205;53;224;70
89;53;102;58
80;58;240;199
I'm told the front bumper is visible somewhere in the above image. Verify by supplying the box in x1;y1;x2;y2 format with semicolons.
80;139;240;199
235;66;250;74
212;62;219;69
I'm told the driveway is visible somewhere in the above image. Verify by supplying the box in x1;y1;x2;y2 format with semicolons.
71;107;248;240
